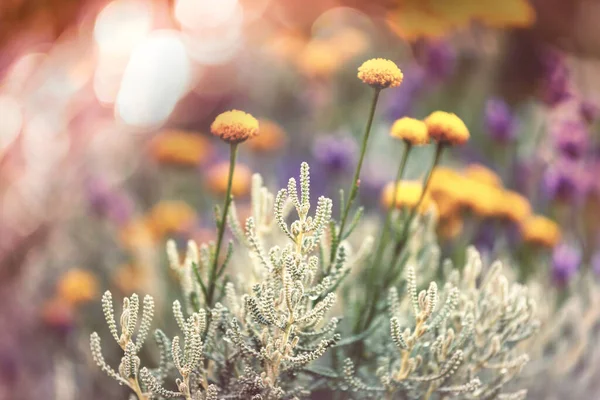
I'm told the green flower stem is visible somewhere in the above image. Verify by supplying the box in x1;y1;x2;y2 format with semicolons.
360;143;444;335
397;143;445;251
206;142;239;306
330;88;381;264
357;142;412;333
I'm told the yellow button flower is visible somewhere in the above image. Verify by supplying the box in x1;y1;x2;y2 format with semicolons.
57;269;99;305
437;215;464;240
464;164;502;188
248;119;287;153
211;110;259;144
424;111;470;145
357;58;403;89
381;180;435;214
206;162;252;197
150;130;211;166
390;117;429;145
520;215;561;248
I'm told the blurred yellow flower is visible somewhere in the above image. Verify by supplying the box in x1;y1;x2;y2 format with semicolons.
462;181;505;219
299;40;343;78
248;119;287;153
207;162;252;197
464;164;502;188
425;111;470;146
358;58;403;89
387;0;535;40
211;110;259;144
119;218;156;249
150;130;212;166
148;201;197;237
521;215;561;248
57;269;99;306
390;117;429;145
381;180;435;214
497;191;532;223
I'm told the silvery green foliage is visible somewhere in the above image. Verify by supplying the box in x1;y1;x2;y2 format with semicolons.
224;162;343;398
344;247;537;400
525;275;600;400
90;291;217;400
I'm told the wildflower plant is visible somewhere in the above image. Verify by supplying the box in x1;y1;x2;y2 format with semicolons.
89;59;541;399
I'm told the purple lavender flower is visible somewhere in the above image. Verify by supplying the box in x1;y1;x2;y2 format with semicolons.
543;158;587;203
418;40;456;81
553;120;589;160
312;135;357;173
580;100;598;124
540;51;571;106
85;177;133;225
552;243;581;286
484;98;517;143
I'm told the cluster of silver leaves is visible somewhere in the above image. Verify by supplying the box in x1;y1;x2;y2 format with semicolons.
343;247;538;400
90;163;541;400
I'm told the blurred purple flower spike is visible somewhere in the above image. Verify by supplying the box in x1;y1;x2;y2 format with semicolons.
552;243;581;286
580;100;598;124
420;40;456;81
540;51;571;106
85;177;133;225
553;120;589;160
312;135;358;173
484;97;517;143
543;158;587;203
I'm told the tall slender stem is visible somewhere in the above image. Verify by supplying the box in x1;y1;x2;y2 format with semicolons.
207;142;239;306
355;142;412;334
398;143;444;247
330;88;381;263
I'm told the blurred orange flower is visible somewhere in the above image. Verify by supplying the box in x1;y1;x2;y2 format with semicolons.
206;162;252;197
387;0;535;40
520;215;561;248
57;269;99;305
248;119;287;153
148;201;197;237
119;218;156;249
113;264;149;294
150;130;212;166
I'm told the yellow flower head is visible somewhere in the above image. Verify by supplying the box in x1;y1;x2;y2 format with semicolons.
211;110;259;144
424;111;470;145
150;130;211;166
429;167;470;214
357;58;403;89
148;201;197;237
464;164;502;188
207;162;252;197
520;215;561;248
381;180;435;214
248;119;287;153
390;117;429;145
497;191;531;223
57;269;99;306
